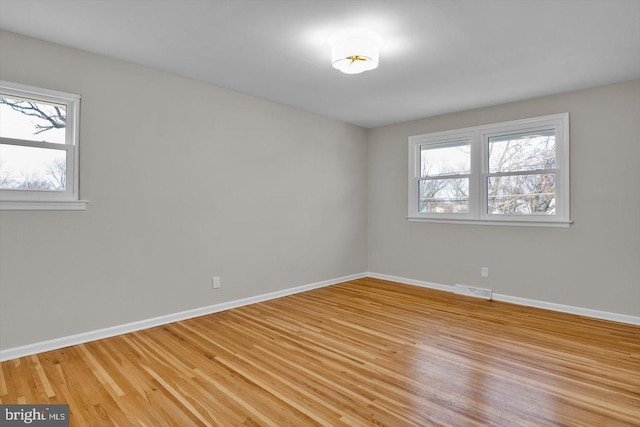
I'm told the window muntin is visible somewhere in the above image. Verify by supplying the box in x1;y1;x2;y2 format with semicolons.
0;81;83;209
408;114;569;226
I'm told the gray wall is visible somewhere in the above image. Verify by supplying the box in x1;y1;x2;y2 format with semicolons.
368;80;640;316
0;31;368;350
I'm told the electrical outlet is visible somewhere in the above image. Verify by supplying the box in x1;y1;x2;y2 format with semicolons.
213;276;221;289
481;267;489;278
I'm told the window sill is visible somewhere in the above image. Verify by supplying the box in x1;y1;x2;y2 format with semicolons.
0;200;89;211
407;217;571;228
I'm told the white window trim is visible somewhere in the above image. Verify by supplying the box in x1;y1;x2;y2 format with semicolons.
408;113;570;227
0;81;87;210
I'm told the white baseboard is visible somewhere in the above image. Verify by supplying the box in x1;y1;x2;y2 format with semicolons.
367;272;455;293
491;293;640;325
0;272;367;362
367;272;640;326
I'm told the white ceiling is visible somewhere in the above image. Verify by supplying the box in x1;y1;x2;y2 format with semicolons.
1;0;639;128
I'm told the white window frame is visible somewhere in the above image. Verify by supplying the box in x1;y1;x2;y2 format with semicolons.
408;130;476;221
408;113;570;227
0;81;87;210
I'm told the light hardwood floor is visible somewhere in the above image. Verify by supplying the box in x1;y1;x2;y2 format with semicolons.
1;278;639;426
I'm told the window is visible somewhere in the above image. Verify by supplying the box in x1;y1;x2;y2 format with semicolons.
409;113;569;226
0;81;86;210
419;137;472;215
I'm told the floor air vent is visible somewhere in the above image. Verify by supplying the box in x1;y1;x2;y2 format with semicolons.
454;284;492;300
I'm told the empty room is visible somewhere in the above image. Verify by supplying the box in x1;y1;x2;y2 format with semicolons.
0;0;638;426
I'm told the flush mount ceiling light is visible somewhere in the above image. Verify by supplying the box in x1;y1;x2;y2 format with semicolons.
329;28;380;75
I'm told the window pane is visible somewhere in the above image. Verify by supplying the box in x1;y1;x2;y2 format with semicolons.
419;178;469;213
488;173;555;215
489;130;555;173
0;95;66;144
421;140;470;177
0;144;67;191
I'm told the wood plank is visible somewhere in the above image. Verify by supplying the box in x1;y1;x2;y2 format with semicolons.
1;278;638;426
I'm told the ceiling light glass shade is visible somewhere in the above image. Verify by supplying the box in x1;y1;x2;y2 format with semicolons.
329;29;380;74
